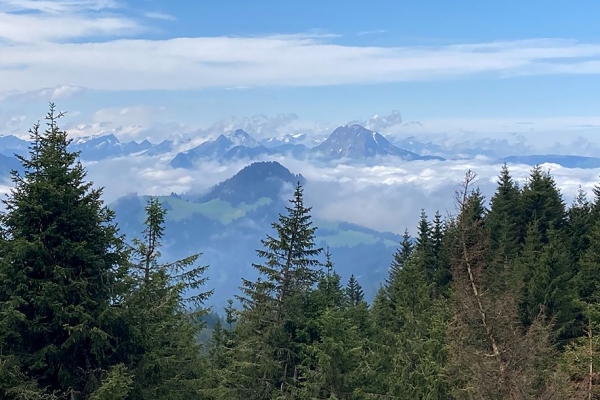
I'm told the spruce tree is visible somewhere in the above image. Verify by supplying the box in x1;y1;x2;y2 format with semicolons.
432;210;452;293
386;256;452;399
0;105;131;399
567;187;594;264
298;250;362;399
345;274;364;307
521;165;566;243
487;163;523;258
233;182;323;399
386;228;413;290
124;197;213;399
315;248;344;309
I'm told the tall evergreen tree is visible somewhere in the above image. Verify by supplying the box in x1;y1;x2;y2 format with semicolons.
432;210;452;293
414;210;437;289
567;187;594;264
0;105;131;399
521;165;566;243
124;197;213;399
385;256;452;399
386;228;413;290
233;182;323;399
487;163;523;258
345;275;364;307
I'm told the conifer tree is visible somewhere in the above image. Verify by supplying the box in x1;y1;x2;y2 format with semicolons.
315;248;344;309
205;300;238;399
568;187;594;264
385;256;452;399
0;105;131;399
521;165;566;243
298;250;362;399
124;197;213;399
233;182;323;399
345;274;364;307
432;210;452;293
415;209;434;260
386;228;413;290
487;163;523;259
413;209;445;297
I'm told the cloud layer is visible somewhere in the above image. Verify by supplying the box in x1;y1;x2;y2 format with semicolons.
1;0;600;92
78;153;600;235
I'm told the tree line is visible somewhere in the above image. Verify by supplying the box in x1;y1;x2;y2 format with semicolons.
2;105;600;399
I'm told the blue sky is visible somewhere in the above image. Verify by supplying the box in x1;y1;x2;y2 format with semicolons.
1;0;600;140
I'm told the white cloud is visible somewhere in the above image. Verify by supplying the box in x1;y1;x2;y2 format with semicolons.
200;114;301;139
143;11;176;21
356;29;387;36
79;152;600;235
2;33;600;91
92;105;167;125
3;84;88;102
0;3;140;43
0;0;120;13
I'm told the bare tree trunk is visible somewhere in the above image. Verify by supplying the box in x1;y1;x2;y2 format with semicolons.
589;312;593;400
458;171;507;380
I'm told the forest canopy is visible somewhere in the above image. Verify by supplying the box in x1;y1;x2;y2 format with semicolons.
1;105;600;399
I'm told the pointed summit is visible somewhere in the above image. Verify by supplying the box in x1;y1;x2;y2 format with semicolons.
225;129;260;147
313;124;436;160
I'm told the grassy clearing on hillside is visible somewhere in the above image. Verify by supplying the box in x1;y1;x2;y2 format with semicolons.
318;230;397;248
154;196;272;224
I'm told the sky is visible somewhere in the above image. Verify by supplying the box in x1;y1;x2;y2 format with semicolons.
1;0;600;235
1;0;600;140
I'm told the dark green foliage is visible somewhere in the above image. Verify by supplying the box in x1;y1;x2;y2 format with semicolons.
385;257;452;398
567;187;594;263
487;163;523;259
521;165;566;243
233;182;323;398
345;274;364;307
124;196;213;399
238;181;322;314
386;228;413;289
4;106;600;398
0;105;130;399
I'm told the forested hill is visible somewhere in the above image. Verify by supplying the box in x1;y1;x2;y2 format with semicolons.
3;106;600;399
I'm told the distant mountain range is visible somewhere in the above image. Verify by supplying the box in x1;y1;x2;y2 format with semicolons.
168;124;444;168
1;123;600;173
110;161;401;307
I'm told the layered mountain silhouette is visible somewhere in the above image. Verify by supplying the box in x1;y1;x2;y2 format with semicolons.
3;123;599;169
110;161;400;307
168;124;443;168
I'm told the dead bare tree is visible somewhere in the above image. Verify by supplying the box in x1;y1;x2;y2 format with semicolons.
446;170;572;400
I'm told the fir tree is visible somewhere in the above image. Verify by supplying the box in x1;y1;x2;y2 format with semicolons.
567;187;594;264
432;210;452;293
487;163;523;259
233;182;323;399
386;228;413;290
315;248;344;309
238;182;322;315
345;274;364;307
521;165;566;243
124;197;213;399
0;105;131;399
386;256;452;399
